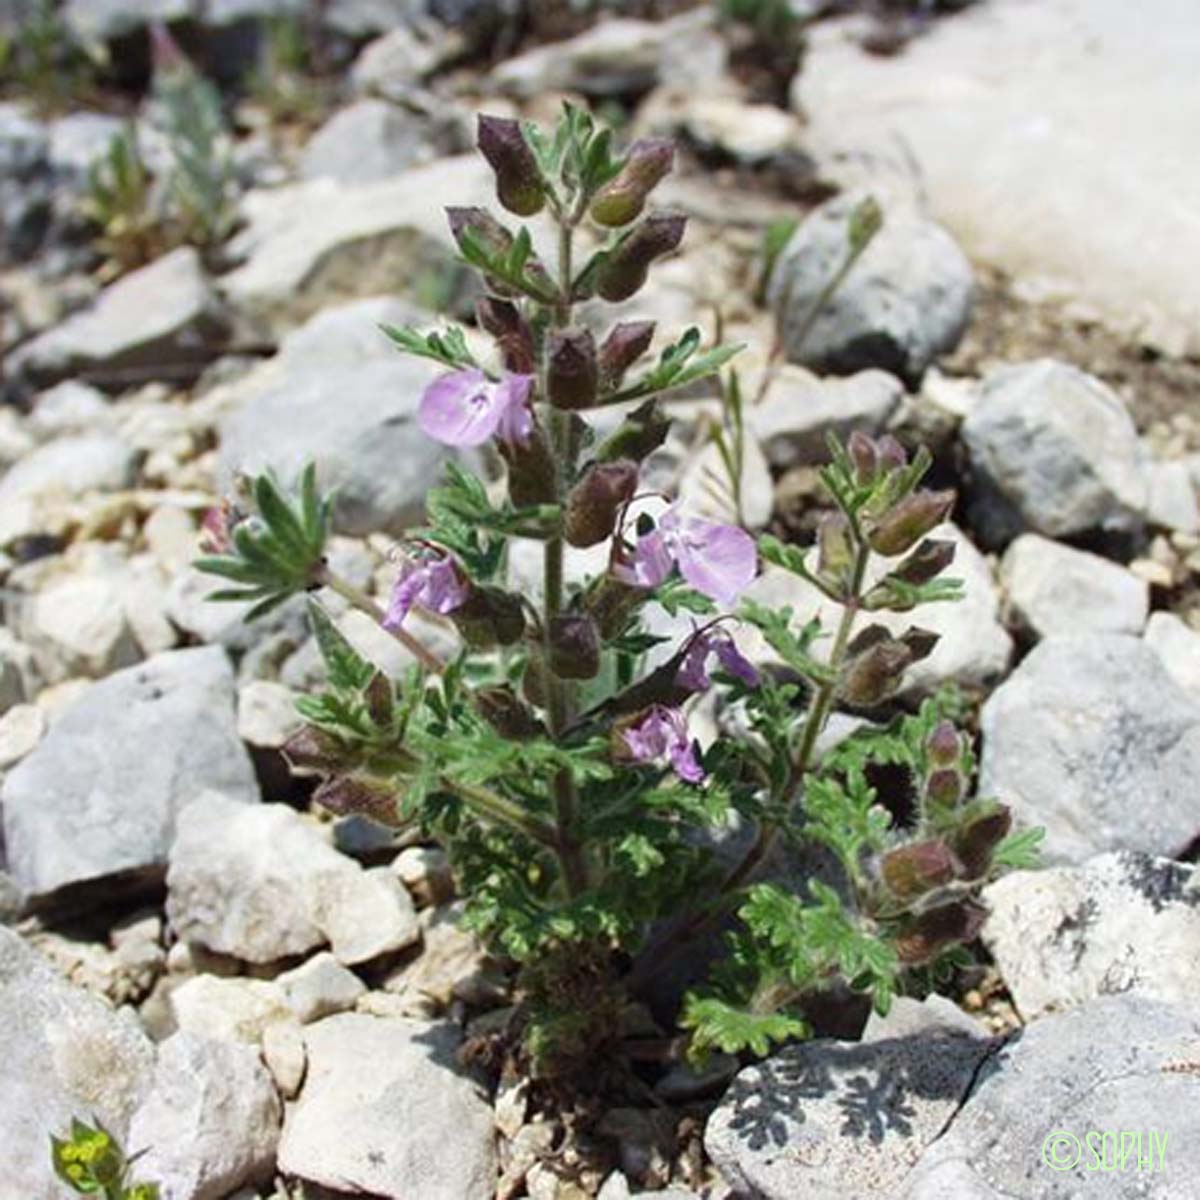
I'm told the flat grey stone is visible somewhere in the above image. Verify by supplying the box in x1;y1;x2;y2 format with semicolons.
301;98;441;184
1145;611;1200;698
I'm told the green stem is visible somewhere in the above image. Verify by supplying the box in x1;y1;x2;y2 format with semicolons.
443;776;559;847
543;211;588;898
317;567;445;674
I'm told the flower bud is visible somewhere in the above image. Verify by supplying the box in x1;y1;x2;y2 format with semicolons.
953;804;1012;879
364;670;394;726
876;434;908;473
926;719;961;767
315;771;402;826
816;511;853;581
590;138;675;227
477;296;536;374
838;626;911;706
900;626;939;662
546;327;598;410
447;205;512;259
474;684;544;739
924;767;965;810
585;574;647;638
477;115;546;216
596;214;687;302
548;613;601;679
868;490;955;557
451;585;526;648
522;643;548;708
890;538;956;586
599;320;656;389
594;398;671;464
881;838;959;901
848;430;879;486
565;460;639;547
895;899;988;965
499;425;558;508
283;725;351;772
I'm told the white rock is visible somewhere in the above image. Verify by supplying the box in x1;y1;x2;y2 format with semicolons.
262;1016;307;1098
1145;611;1200;697
678;432;774;530
166;794;419;965
25;569;142;679
1145;458;1200;534
301;98;441;184
984;851;1200;1022
393;845;455;907
0;703;46;769
142;504;198;573
10;247;230;391
277;951;366;1023
28;380;110;438
999;534;1148;638
170;974;292;1045
128;1032;281;1200
0;926;155;1198
237;679;302;749
278;1013;497;1200
750;365;904;467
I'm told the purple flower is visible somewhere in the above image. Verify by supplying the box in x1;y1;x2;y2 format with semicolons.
622;704;705;783
677;626;760;693
418;369;534;448
384;550;470;631
614;506;757;606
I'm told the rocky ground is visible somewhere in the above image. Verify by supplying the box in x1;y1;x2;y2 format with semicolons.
2;1;1200;1198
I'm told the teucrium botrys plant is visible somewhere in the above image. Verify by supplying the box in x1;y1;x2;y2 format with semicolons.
197;105;1040;1079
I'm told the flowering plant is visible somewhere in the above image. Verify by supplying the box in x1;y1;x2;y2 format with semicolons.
198;106;1037;1076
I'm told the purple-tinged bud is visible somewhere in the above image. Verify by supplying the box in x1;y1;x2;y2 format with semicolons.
848;430;879;486
599;320;656;389
926;719;961;767
314;772;401;827
890;538;956;586
546;327;598;410
364;671;394;726
596;214;687;302
876;434;908;473
565;460;639;547
477;297;536;374
896;899;988;966
585;574;647;638
590;138;675;228
451;585;525;648
868;490;956;557
522;644;548;708
447;205;513;259
881;838;959;901
200;498;243;555
595;398;671;464
476;115;546;216
499;425;557;508
924;767;965;810
900;626;939;662
474;684;544;739
817;511;853;580
283;725;350;772
953;804;1012;879
150;19;188;76
548;613;601;679
838;626;911;706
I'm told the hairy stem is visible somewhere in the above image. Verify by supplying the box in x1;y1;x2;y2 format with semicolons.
544;211;588;897
444;776;559;847
317;566;444;673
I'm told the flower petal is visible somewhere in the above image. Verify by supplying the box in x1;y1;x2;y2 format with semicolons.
418;369;506;447
494;373;536;446
675;518;758;606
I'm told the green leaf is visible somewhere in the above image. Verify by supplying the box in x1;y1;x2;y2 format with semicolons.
307;599;375;692
992;826;1045;870
681;994;808;1058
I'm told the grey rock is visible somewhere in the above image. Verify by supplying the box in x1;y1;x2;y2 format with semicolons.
769;191;972;385
862;994;987;1042
0;432;139;547
983;851;1200;1022
166;794;419;965
393;844;455;907
750;365;904;468
216;296;448;535
278;1013;496;1200
277;951;366;1023
978;634;1200;864
705;1022;996;1200
0;101;51;263
2;647;258;905
0;629;33;714
301;99;442;184
0;926;155;1199
1145;611;1200;698
0;703;46;770
999;534;1148;639
128;1032;282;1200
10;247;230;392
1145;458;1200;534
48;111;125;178
492;18;667;98
961;359;1148;548
170;974;292;1045
902;995;1200;1199
351;26;448;97
326;0;425;38
221;155;488;336
29;380;111;438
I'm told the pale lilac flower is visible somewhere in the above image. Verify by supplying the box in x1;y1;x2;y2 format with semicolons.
418;369;534;448
677;627;760;693
614;505;757;606
622;704;705;783
383;550;469;630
